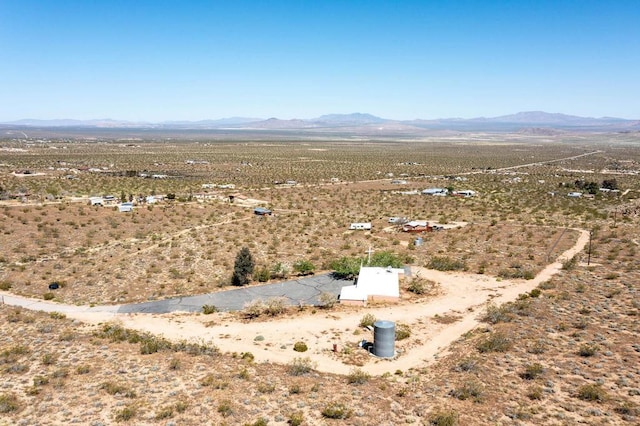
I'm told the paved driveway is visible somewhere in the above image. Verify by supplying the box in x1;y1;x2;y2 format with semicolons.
117;273;352;314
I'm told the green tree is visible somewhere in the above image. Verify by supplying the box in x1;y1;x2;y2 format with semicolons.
369;251;403;268
293;260;315;276
330;257;362;280
232;247;255;286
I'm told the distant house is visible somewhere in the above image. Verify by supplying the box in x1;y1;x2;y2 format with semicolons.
89;196;104;206
391;179;408;185
254;207;272;216
339;266;404;305
118;202;134;212
388;217;408;224
349;222;372;230
402;220;430;232
567;192;583;198
422;188;448;196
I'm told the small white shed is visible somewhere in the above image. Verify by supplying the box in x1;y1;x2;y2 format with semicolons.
349;222;372;230
339;266;403;305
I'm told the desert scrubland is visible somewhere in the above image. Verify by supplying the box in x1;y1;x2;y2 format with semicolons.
0;133;639;425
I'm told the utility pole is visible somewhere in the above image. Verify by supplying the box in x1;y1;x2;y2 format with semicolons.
587;230;593;266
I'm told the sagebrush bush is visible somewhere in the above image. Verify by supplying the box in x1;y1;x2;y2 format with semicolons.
359;313;376;328
321;402;352;419
0;392;21;413
576;383;607;402
293;341;308;352
578;343;598;357
202;304;218;314
395;323;411;340
476;332;512;353
288;357;315;376
347;368;370;385
520;363;544;380
429;409;458;426
449;381;484;402
318;291;337;308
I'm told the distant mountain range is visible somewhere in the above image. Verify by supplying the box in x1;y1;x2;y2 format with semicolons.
2;112;639;134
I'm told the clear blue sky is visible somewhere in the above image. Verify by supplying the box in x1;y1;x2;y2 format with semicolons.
1;0;639;121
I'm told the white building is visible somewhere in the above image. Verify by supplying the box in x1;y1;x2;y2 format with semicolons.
339;266;404;305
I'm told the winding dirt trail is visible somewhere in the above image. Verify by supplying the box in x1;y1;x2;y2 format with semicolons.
1;229;590;376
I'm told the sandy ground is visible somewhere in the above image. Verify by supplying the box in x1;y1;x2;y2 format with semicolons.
2;229;590;376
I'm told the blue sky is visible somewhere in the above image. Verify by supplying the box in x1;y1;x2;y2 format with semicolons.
1;0;639;121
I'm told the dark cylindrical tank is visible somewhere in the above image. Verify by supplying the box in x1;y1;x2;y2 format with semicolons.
373;320;395;358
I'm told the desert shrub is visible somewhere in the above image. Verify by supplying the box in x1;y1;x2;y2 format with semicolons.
329;256;361;279
76;365;90;374
481;303;513;324
562;254;579;270
0;392;20;413
43;292;55;300
576;383;607;402
369;251;403;268
202;304;218;314
429;409;458;426
58;330;76;342
449;381;484;402
33;375;49;386
168;357;181;370
498;267;535;279
427;256;466;271
578;343;598;357
270;262;288;279
41;352;57;366
293;259;315;275
257;382;276;394
527;386;544;400
140;334;171;354
520;363;544;380
347;368;370;385
395;323;411;340
100;381;137;398
454;358;479;373
321;402;352;419
114;405;137;422
217;400;233;417
318;291;337;308
49;311;66;319
0;281;11;290
288;411;304;426
293;341;308;352
264;297;287;316
476;332;512;353
407;277;426;294
529;288;542;298
359;313;376;328
200;374;228;389
243;300;265;319
155;405;174;420
288;357;316;376
614;401;639;416
241;352;255;362
253;265;271;282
